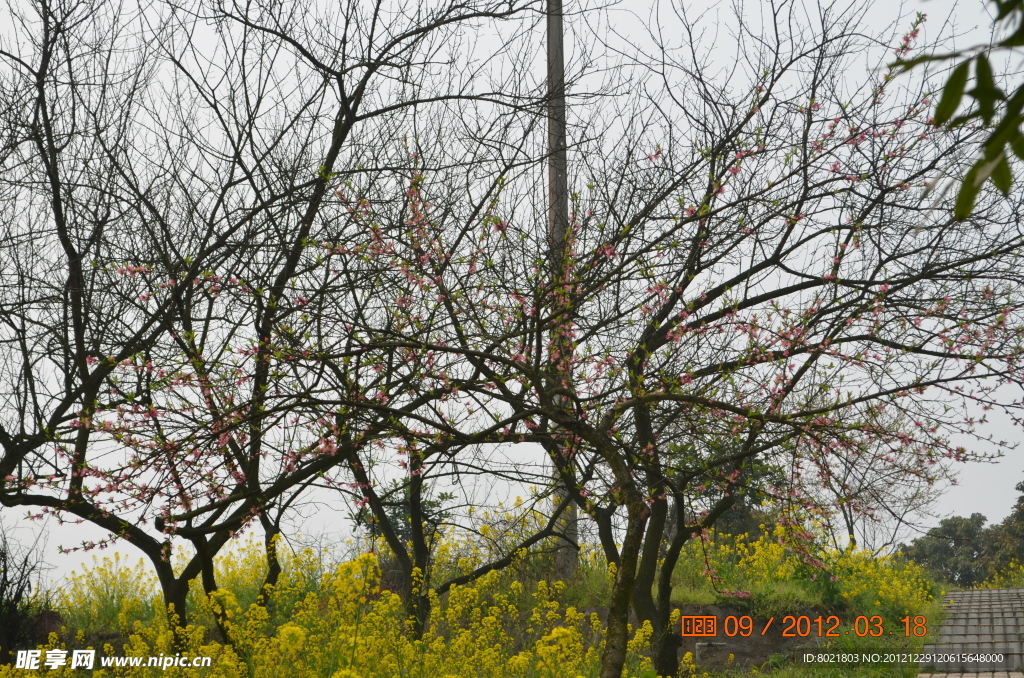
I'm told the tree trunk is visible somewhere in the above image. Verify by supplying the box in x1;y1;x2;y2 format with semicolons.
631;493;676;673
194;537;236;647
407;459;432;638
648;563;685;677
648;492;738;676
153;564;189;650
258;514;282;607
651;497;688;677
599;502;649;678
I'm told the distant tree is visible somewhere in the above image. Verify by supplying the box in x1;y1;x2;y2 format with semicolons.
977;480;1024;575
901;513;990;586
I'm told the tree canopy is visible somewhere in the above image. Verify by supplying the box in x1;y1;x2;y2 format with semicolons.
2;1;1024;675
902;481;1024;587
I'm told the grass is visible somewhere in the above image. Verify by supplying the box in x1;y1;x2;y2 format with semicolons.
666;526;946;677
669;527;940;617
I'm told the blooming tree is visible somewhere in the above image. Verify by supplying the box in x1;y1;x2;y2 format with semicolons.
293;4;1024;676
0;0;541;632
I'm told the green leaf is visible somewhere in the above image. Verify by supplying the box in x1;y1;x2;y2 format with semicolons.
1000;23;1024;47
971;55;1006;122
976;151;1007;186
991;155;1013;195
994;0;1024;22
1010;135;1024;161
954;165;982;220
976;54;996;94
935;62;970;125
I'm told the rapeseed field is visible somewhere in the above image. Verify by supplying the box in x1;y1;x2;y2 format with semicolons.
1;526;942;678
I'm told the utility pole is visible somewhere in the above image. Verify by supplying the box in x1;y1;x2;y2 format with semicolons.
547;0;578;581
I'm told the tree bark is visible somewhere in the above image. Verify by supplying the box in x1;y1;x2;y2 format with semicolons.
153;563;189;650
599;501;649;678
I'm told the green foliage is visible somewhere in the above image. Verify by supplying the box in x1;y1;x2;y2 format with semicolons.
900;513;990;587
26;549;656;678
897;1;1024;217
977;480;1024;575
901;481;1024;587
352;481;454;549
57;554;157;643
372;499;613;612
22;521;958;678
187;538;336;636
672;527;939;620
